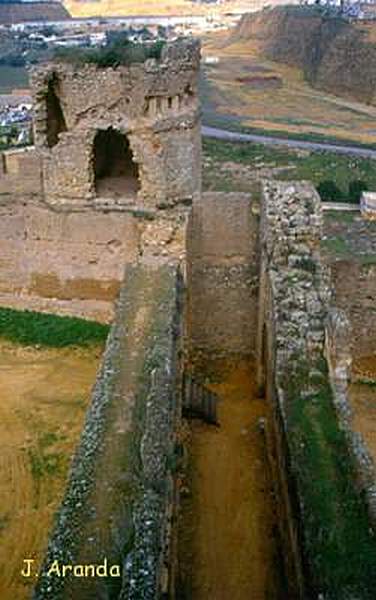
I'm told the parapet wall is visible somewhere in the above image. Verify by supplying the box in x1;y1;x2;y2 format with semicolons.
0;193;188;322
0;198;139;322
187;192;259;364
321;210;376;359
329;260;376;359
258;181;376;599
0;147;41;197
34;263;183;600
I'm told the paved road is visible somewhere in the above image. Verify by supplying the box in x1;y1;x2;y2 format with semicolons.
202;125;376;159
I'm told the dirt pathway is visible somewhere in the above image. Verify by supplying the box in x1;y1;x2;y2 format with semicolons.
0;342;102;600
178;359;281;600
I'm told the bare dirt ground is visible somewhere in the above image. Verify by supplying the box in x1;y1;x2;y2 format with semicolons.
178;359;283;600
65;0;262;18
96;175;139;199
201;33;376;146
350;357;376;463
0;341;102;600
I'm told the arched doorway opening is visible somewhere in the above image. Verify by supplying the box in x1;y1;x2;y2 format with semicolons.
46;75;67;148
93;128;140;199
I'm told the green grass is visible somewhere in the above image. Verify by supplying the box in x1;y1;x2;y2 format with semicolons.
54;38;165;68
321;242;376;264
321;237;351;256
28;446;65;480
203;138;376;201
0;307;110;347
27;428;67;481
360;254;376;266
324;211;357;224
285;358;376;598
204;137;294;165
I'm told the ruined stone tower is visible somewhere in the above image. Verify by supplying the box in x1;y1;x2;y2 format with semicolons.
1;34;376;600
30;38;201;209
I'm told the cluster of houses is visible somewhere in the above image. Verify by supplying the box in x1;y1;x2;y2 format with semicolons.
0;97;32;148
4;13;234;43
302;0;376;19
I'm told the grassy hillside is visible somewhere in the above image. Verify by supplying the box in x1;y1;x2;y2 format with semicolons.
202;137;376;202
0;1;70;24
231;6;376;105
201;14;376;146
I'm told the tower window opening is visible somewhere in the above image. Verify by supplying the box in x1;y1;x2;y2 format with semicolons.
93;128;140;199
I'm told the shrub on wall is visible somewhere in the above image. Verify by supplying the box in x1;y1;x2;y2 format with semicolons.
317;179;369;204
348;179;368;204
54;37;166;68
317;180;344;202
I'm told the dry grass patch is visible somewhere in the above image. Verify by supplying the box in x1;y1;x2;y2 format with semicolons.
201;32;376;146
0;342;103;600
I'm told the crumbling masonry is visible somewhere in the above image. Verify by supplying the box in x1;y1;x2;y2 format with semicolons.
0;37;375;600
31;39;201;209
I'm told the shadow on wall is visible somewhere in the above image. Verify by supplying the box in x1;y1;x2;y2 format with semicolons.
93;128;140;199
46;74;67;148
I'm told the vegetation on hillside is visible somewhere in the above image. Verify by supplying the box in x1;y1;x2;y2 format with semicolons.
203;138;376;203
0;307;109;347
231;6;376;105
54;33;165;67
0;28;53;67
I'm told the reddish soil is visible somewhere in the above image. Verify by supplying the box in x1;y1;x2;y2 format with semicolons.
178;359;281;599
0;342;102;600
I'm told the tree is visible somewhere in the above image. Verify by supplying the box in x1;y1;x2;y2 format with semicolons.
317;180;344;202
348;180;368;204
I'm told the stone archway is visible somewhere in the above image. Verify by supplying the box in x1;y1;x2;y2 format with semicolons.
93;128;140;199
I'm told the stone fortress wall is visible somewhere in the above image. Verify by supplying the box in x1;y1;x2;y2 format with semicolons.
186;191;259;363
0;38;200;322
33;264;183;600
30;39;201;209
0;35;375;599
257;181;376;599
329;260;376;358
0;199;139;322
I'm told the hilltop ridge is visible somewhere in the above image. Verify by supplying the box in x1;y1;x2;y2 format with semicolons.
0;1;70;24
63;0;296;18
230;6;376;105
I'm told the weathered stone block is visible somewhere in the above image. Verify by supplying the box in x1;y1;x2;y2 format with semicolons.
361;191;376;220
33;263;183;600
30;38;201;210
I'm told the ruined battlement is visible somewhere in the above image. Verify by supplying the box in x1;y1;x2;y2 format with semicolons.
257;181;376;599
29;38;201;209
1;38;376;599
